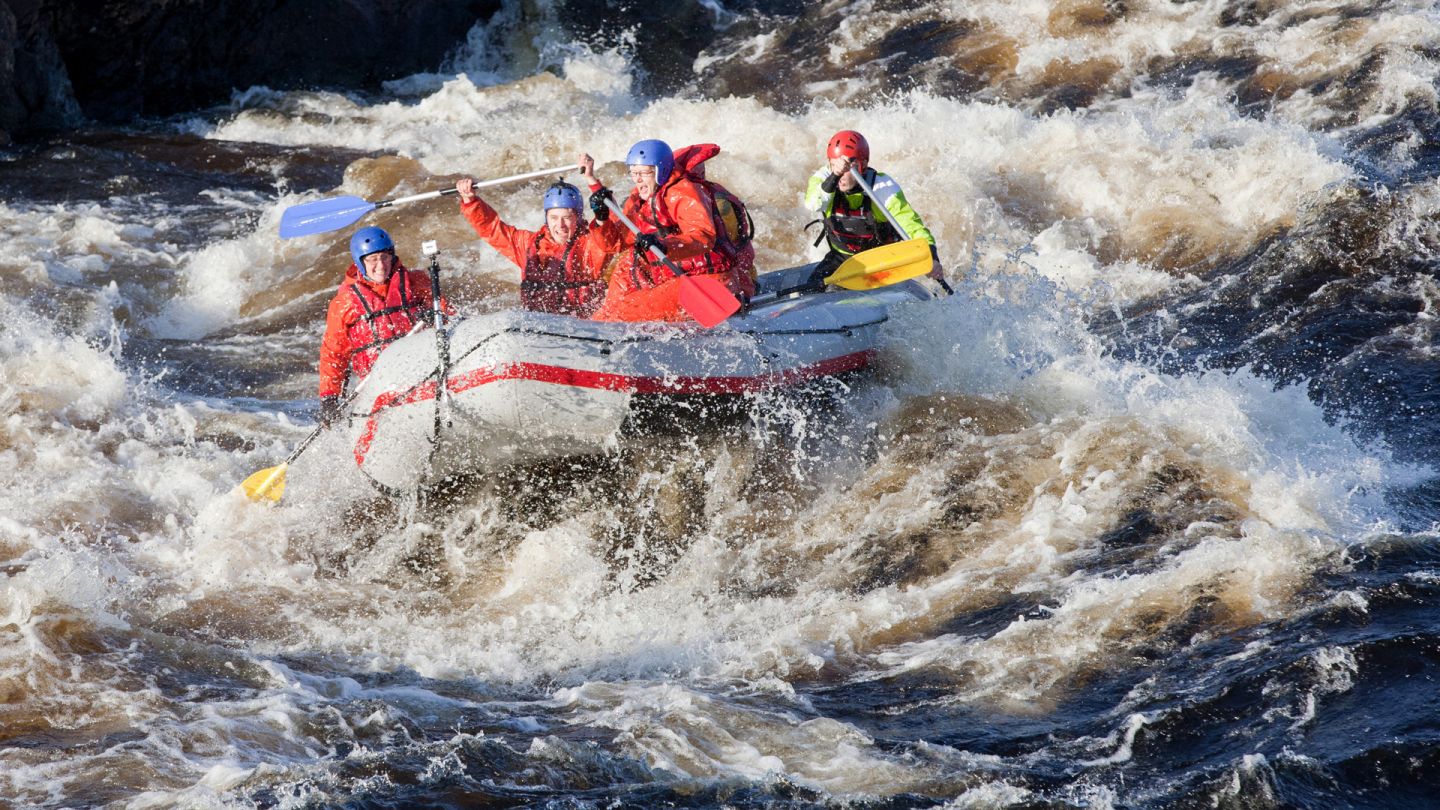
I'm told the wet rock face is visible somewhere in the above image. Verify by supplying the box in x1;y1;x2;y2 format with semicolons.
552;0;808;98
0;0;78;142
0;0;499;140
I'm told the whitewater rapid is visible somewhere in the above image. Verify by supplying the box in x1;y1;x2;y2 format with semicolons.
3;0;1438;806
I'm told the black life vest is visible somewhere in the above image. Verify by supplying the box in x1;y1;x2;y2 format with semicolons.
520;228;606;317
814;169;900;255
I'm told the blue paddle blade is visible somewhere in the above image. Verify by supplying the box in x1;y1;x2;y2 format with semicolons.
278;195;377;238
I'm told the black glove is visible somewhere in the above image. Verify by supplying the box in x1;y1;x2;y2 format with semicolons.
318;395;343;428
589;188;613;221
820;173;841;193
634;232;662;257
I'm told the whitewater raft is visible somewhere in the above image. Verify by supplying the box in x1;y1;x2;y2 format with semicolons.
341;264;938;493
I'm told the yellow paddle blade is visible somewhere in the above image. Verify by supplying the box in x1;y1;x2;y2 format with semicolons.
824;238;933;290
240;463;288;503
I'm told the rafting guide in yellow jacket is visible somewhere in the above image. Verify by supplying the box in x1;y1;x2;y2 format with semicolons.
804;129;947;291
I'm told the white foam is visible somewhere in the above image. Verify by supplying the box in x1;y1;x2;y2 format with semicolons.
551;680;932;794
3;6;1436;803
182;33;1355;338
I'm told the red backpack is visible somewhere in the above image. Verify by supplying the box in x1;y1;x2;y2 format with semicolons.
672;143;755;253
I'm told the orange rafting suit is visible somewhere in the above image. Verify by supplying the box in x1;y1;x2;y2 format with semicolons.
589;172;755;322
318;262;446;397
458;195;623;318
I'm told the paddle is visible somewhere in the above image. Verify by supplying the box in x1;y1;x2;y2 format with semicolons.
279;164;579;238
748;238;936;304
241;244;460;504
848;165;954;295
240;415;332;502
601;196;741;328
823;237;935;289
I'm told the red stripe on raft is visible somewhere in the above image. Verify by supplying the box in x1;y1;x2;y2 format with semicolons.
352;379;441;466
447;351;874;397
354;350;874;467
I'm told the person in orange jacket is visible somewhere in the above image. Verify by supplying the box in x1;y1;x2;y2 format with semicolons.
317;226;442;426
589;139;756;323
455;153;623;317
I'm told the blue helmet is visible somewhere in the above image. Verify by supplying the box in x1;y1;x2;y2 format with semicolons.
349;226;395;267
626;139;674;186
543;181;584;212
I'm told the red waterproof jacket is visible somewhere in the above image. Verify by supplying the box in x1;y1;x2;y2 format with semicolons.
459;196;621;316
592;173;754;322
318;262;439;396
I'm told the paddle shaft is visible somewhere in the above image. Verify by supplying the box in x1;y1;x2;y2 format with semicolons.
426;251;452;437
848;166;953;294
280;422;325;467
377;164;579;210
603;196;686;276
847;166;912;239
599;194;742;327
281;381;371;466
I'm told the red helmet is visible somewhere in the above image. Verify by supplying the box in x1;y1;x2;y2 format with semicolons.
827;130;870;163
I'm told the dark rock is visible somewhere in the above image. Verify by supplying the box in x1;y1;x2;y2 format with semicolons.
555;0;723;97
0;0;81;137
0;0;499;139
552;0;811;97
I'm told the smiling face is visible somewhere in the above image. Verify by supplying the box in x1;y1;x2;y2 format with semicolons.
361;250;396;283
546;208;580;244
629;165;658;201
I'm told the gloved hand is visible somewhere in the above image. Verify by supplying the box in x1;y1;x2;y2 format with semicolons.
633;232;662;257
820;173;841;193
589;188;613;221
927;244;953;294
318;395;344;428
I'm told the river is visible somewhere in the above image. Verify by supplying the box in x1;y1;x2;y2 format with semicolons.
2;1;1439;807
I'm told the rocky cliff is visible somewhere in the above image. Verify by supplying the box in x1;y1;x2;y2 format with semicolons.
0;0;499;143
